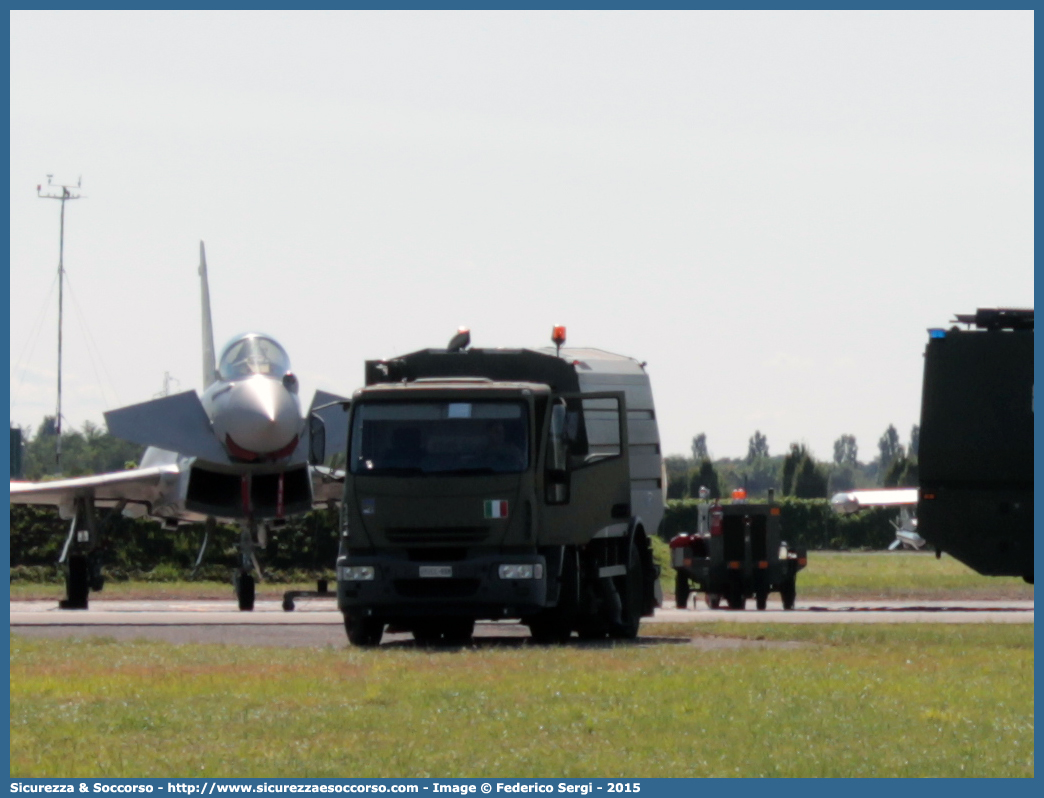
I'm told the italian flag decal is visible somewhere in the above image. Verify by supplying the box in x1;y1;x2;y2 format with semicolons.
484;500;509;519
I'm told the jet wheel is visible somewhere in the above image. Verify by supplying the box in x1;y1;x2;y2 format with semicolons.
60;555;90;610
236;572;256;612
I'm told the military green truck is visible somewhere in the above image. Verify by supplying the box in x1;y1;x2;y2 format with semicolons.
313;329;664;646
918;308;1033;583
669;495;806;610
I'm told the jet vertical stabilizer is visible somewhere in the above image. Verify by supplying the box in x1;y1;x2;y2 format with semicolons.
200;241;217;389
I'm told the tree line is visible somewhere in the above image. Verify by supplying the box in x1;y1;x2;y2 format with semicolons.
667;425;920;501
11;416;920;499
11;416;141;480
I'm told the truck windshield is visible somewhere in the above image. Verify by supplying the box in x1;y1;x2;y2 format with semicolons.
349;401;529;475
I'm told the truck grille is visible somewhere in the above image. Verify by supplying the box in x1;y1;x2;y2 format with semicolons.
394;579;481;599
385;526;490;544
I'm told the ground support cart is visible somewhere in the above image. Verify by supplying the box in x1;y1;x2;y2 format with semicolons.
670;501;806;610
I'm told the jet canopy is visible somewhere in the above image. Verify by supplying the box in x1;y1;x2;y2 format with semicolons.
218;334;292;381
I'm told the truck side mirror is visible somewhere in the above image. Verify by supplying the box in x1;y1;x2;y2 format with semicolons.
308;414;326;465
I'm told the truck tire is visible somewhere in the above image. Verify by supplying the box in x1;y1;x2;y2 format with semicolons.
755;590;768;611
706;592;722;610
344;610;384;647
780;579;796;611
674;573;690;610
609;540;643;639
528;548;579;644
726;584;746;611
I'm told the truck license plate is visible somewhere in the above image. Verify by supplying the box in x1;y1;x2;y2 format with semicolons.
419;565;453;578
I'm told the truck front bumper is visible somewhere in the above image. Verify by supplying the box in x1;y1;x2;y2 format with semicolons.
337;553;549;620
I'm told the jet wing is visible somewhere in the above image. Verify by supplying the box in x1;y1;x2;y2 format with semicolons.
10;464;181;517
831;488;919;514
105;391;231;464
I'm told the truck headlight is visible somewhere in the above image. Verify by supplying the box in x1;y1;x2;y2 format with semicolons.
498;564;543;580
339;565;375;581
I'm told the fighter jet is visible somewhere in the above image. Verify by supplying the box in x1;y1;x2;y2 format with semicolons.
829;488;926;551
10;243;349;611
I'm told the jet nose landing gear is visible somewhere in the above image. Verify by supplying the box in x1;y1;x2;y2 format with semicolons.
234;570;256;611
233;518;265;611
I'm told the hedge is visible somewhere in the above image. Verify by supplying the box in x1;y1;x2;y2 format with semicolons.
660;497;900;551
8;505;341;580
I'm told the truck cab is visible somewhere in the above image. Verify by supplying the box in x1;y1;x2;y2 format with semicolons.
326;335;663;646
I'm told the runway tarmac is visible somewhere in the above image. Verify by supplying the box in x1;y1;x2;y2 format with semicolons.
10;596;1033;647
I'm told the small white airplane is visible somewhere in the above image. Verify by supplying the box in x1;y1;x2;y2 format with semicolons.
888;506;926;551
829;488;927;551
10;243;349;610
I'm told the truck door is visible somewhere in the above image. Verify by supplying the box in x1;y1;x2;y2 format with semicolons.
540;392;631;546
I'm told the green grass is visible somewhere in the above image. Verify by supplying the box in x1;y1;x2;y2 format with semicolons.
10;625;1033;778
656;543;1032;601
792;551;1033;600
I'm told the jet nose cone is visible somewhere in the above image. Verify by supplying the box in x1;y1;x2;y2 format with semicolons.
221;376;302;458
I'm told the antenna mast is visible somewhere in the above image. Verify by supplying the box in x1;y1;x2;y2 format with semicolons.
37;175;83;473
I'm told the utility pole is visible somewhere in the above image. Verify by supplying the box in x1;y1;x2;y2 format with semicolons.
154;372;180;398
37;175;83;473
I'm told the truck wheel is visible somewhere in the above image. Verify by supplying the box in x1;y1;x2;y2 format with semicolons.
344;611;384;647
755;590;768;611
780;579;796;611
706;592;722;610
60;555;90;610
726;585;745;611
674;573;690;610
609;540;644;639
528;548;579;643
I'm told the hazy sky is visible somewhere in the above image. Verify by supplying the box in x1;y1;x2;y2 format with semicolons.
9;10;1033;463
